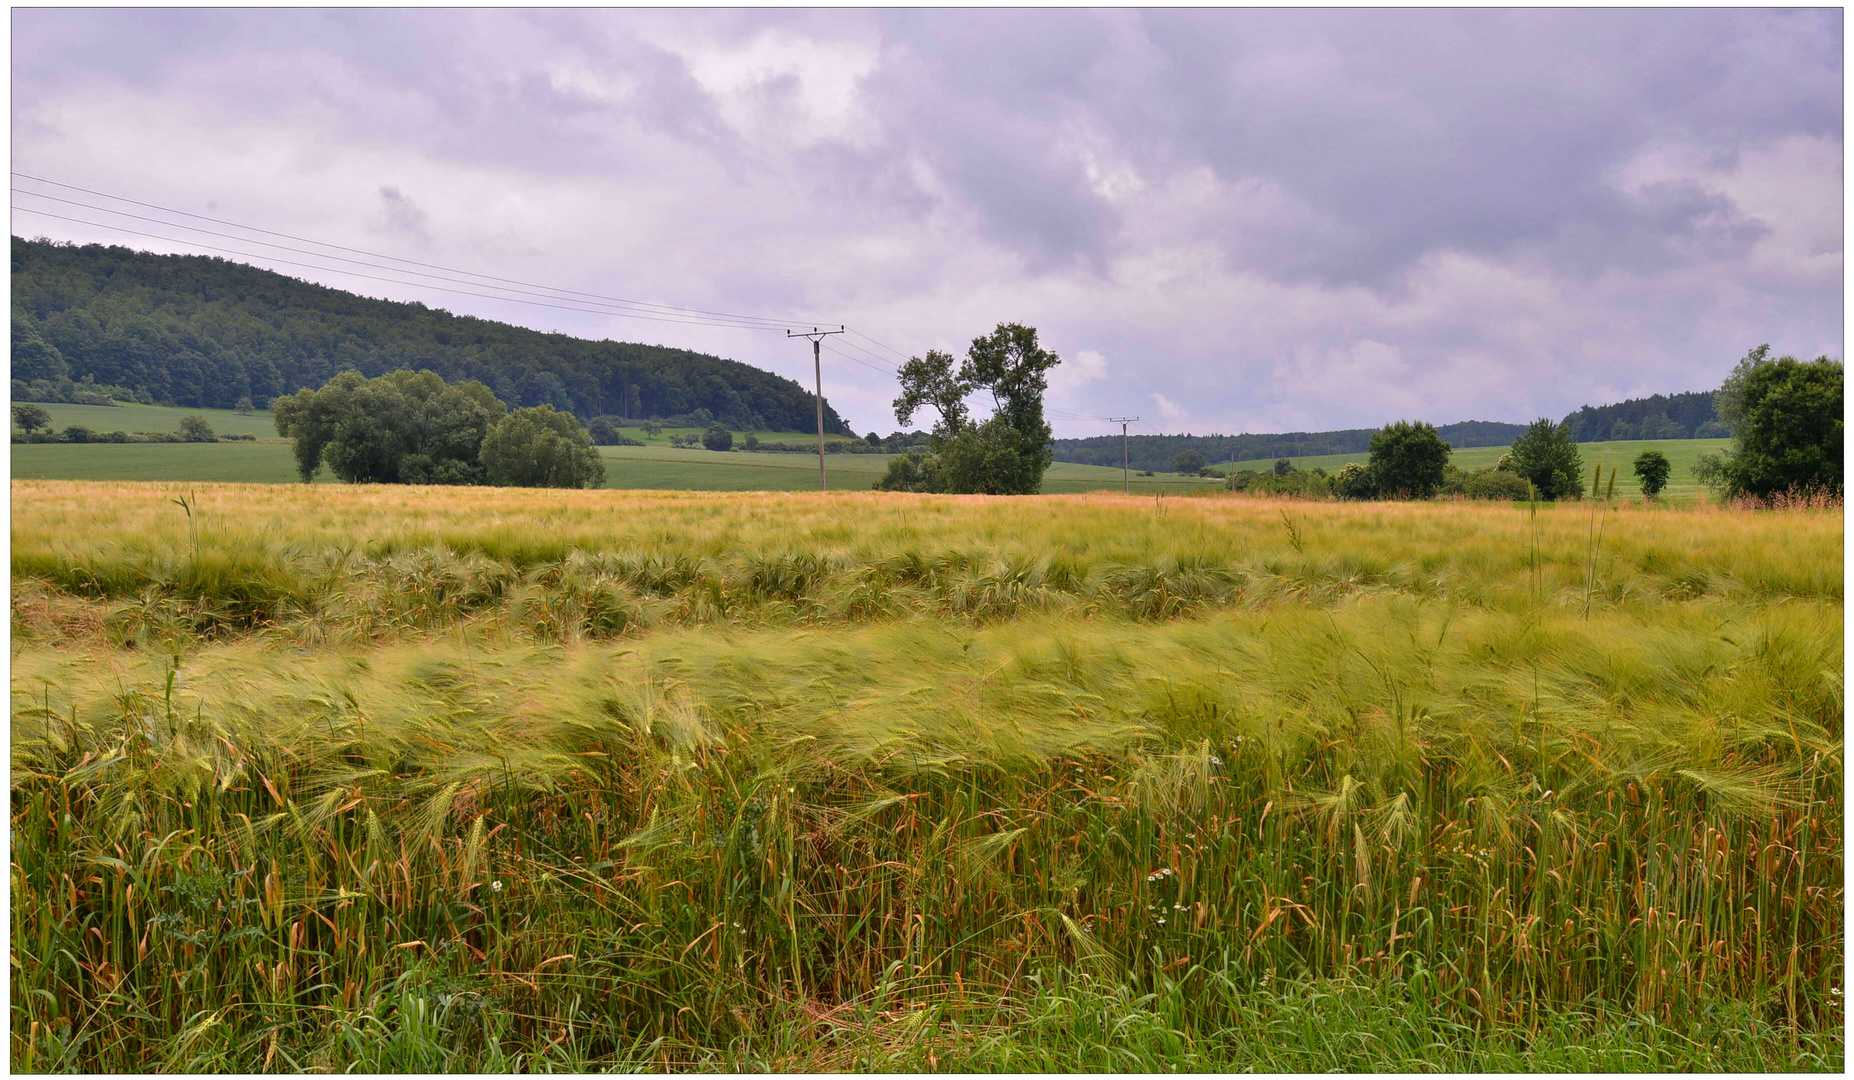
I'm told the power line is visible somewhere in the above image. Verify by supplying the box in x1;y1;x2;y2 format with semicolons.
13;187;806;332
13;171;822;329
819;340;896;377
846;328;914;362
12;205;813;334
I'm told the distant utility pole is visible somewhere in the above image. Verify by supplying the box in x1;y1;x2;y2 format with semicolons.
1108;417;1139;493
787;326;845;492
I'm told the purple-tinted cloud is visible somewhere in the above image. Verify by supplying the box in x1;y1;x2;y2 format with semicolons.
11;9;1842;436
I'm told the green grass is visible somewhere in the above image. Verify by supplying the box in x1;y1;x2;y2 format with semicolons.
11;441;1226;493
611;424;864;450
1216;438;1731;500
9;483;1843;1070
23;401;284;439
16;424;1730;499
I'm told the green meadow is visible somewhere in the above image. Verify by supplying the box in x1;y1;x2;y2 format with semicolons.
1219;439;1731;500
12;400;1724;498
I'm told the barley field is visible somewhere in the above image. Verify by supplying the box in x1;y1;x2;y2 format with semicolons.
10;480;1843;1071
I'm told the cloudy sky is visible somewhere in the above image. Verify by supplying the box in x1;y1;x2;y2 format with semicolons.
12;8;1843;436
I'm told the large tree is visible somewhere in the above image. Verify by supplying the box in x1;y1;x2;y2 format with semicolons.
273;369;505;484
881;323;1060;495
481;405;606;488
1366;421;1451;498
1707;348;1842;499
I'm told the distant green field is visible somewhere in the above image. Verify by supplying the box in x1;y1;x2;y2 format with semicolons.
11;401;1729;497
1216;438;1730;499
23;401;284;439
10;440;1223;493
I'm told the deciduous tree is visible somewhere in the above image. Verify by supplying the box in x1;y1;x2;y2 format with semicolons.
1507;419;1585;500
480;405;606;489
1366;421;1451;499
887;323;1060;495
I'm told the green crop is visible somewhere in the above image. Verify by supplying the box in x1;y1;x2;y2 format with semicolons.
11;481;1843;1070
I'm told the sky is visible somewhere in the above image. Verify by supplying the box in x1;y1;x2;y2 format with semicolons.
11;8;1844;437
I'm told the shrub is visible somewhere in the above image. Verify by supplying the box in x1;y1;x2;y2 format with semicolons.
178;414;217;442
701;424;734;452
587;417;622;445
60;425;94;443
480;405;606;489
744;433;760;452
1331;462;1375;500
872;451;947;493
1463;468;1534;501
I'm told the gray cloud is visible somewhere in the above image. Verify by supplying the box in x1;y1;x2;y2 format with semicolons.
11;9;1841;436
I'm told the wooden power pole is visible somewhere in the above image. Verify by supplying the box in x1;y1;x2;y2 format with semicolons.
787;326;845;492
1108;417;1138;493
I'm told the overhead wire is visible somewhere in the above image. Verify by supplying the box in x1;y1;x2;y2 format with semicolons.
11;206;821;334
12;172;821;329
12;188;816;332
13;174;1143;434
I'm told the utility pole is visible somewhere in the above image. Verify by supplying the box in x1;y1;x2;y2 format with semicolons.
787;326;845;492
1108;417;1138;493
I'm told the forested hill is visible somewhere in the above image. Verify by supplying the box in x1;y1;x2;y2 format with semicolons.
1053;421;1529;471
1559;390;1723;442
10;237;853;433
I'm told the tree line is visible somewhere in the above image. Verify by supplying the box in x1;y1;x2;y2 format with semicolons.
1254;345;1839;504
274;370;604;488
10;237;852;433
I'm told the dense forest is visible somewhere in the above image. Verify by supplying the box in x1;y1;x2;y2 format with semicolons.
1053;421;1529;472
10;237;853;433
1558;390;1724;442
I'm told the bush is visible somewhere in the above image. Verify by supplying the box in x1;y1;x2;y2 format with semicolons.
480;405;605;489
744;433;760;452
642;420;664;437
1463;469;1534;501
1507;419;1584;500
1331;462;1376;500
178;414;216;442
872;451;946;493
1172;450;1206;475
60;425;94;443
701;424;734;452
587;417;621;445
1366;421;1451;498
